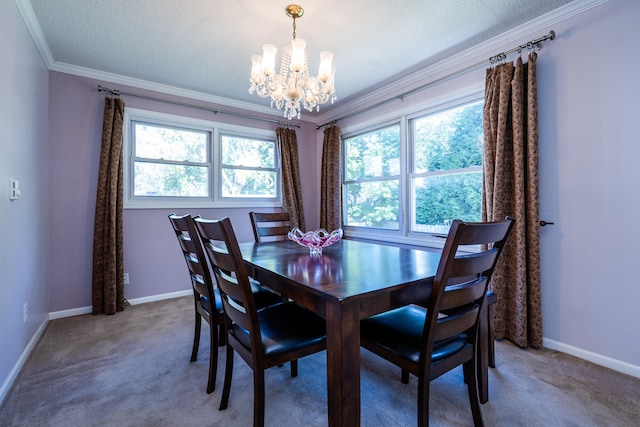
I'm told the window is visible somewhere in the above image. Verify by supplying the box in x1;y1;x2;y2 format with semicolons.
342;98;483;245
124;108;280;208
132;122;210;198
343;124;401;230
220;134;278;199
410;101;484;234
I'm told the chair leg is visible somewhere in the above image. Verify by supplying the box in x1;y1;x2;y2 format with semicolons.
486;292;497;369
219;344;234;411
218;323;226;346
254;367;266;427
488;304;496;368
401;369;409;384
464;359;484;427
206;322;218;394
416;375;430;427
290;360;298;377
190;312;201;362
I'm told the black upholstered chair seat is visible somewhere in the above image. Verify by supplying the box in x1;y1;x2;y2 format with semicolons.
250;281;285;308
232;302;326;356
361;305;469;363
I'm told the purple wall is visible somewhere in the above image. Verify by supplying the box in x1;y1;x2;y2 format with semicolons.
1;0;50;399
47;72;319;311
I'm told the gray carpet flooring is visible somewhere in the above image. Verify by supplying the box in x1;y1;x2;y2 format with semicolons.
1;296;638;426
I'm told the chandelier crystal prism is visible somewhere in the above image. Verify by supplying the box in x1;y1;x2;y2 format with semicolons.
249;4;336;120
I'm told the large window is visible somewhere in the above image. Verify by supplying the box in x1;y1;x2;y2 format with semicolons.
342;98;483;244
410;101;483;234
124;108;281;208
132;122;210;198
343;124;401;230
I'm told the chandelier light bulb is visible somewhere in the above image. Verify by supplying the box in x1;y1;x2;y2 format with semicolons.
248;4;336;120
290;39;307;73
318;51;333;82
261;44;278;77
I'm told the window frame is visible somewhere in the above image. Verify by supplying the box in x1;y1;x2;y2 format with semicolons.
341;92;484;249
342;121;404;233
123;108;282;209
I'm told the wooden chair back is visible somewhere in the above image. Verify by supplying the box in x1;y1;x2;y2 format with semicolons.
167;213;217;317
249;211;291;242
194;217;263;352
425;218;514;380
168;213;223;394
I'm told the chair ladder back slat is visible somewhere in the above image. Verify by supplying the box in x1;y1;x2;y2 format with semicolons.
439;276;487;311
447;250;498;279
220;296;253;331
249;211;292;243
433;306;480;342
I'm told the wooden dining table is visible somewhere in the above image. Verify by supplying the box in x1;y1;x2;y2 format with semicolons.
239;238;492;427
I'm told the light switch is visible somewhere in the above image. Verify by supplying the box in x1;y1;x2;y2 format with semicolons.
10;179;21;200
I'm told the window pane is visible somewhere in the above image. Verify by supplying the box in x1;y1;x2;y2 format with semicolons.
412;172;482;233
134;123;207;162
221;169;276;197
134;162;208;197
345;180;399;229
221;135;275;168
346;125;400;180
413;102;483;173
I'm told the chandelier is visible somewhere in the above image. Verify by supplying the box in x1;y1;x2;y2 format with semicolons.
249;4;336;120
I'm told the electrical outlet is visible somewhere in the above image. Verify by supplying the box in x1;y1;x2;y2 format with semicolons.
23;303;28;322
124;273;129;285
10;179;21;200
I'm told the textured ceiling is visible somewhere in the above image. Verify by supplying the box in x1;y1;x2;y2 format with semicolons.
24;0;574;116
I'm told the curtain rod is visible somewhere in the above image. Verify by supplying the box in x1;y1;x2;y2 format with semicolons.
96;85;300;128
316;30;556;130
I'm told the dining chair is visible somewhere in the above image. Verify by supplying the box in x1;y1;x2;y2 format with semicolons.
249;211;291;242
194;216;326;427
168;213;282;394
360;217;514;427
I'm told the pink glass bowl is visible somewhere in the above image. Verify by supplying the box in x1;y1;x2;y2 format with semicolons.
287;228;343;256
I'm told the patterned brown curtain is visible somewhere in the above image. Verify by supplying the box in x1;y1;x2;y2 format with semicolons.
483;53;542;348
92;97;125;315
320;126;342;231
277;127;305;230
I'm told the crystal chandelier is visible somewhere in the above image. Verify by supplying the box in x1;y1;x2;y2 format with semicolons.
249;4;336;120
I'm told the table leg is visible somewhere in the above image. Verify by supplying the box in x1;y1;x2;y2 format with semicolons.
326;300;360;427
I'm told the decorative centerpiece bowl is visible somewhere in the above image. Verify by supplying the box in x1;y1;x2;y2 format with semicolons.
288;228;343;256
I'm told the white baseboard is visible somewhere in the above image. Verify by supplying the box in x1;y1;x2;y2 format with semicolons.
48;305;92;319
126;289;192;306
543;338;640;378
48;289;192;320
0;317;48;404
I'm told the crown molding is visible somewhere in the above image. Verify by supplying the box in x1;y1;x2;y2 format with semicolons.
14;0;54;65
313;0;609;126
47;60;281;117
16;0;608;127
